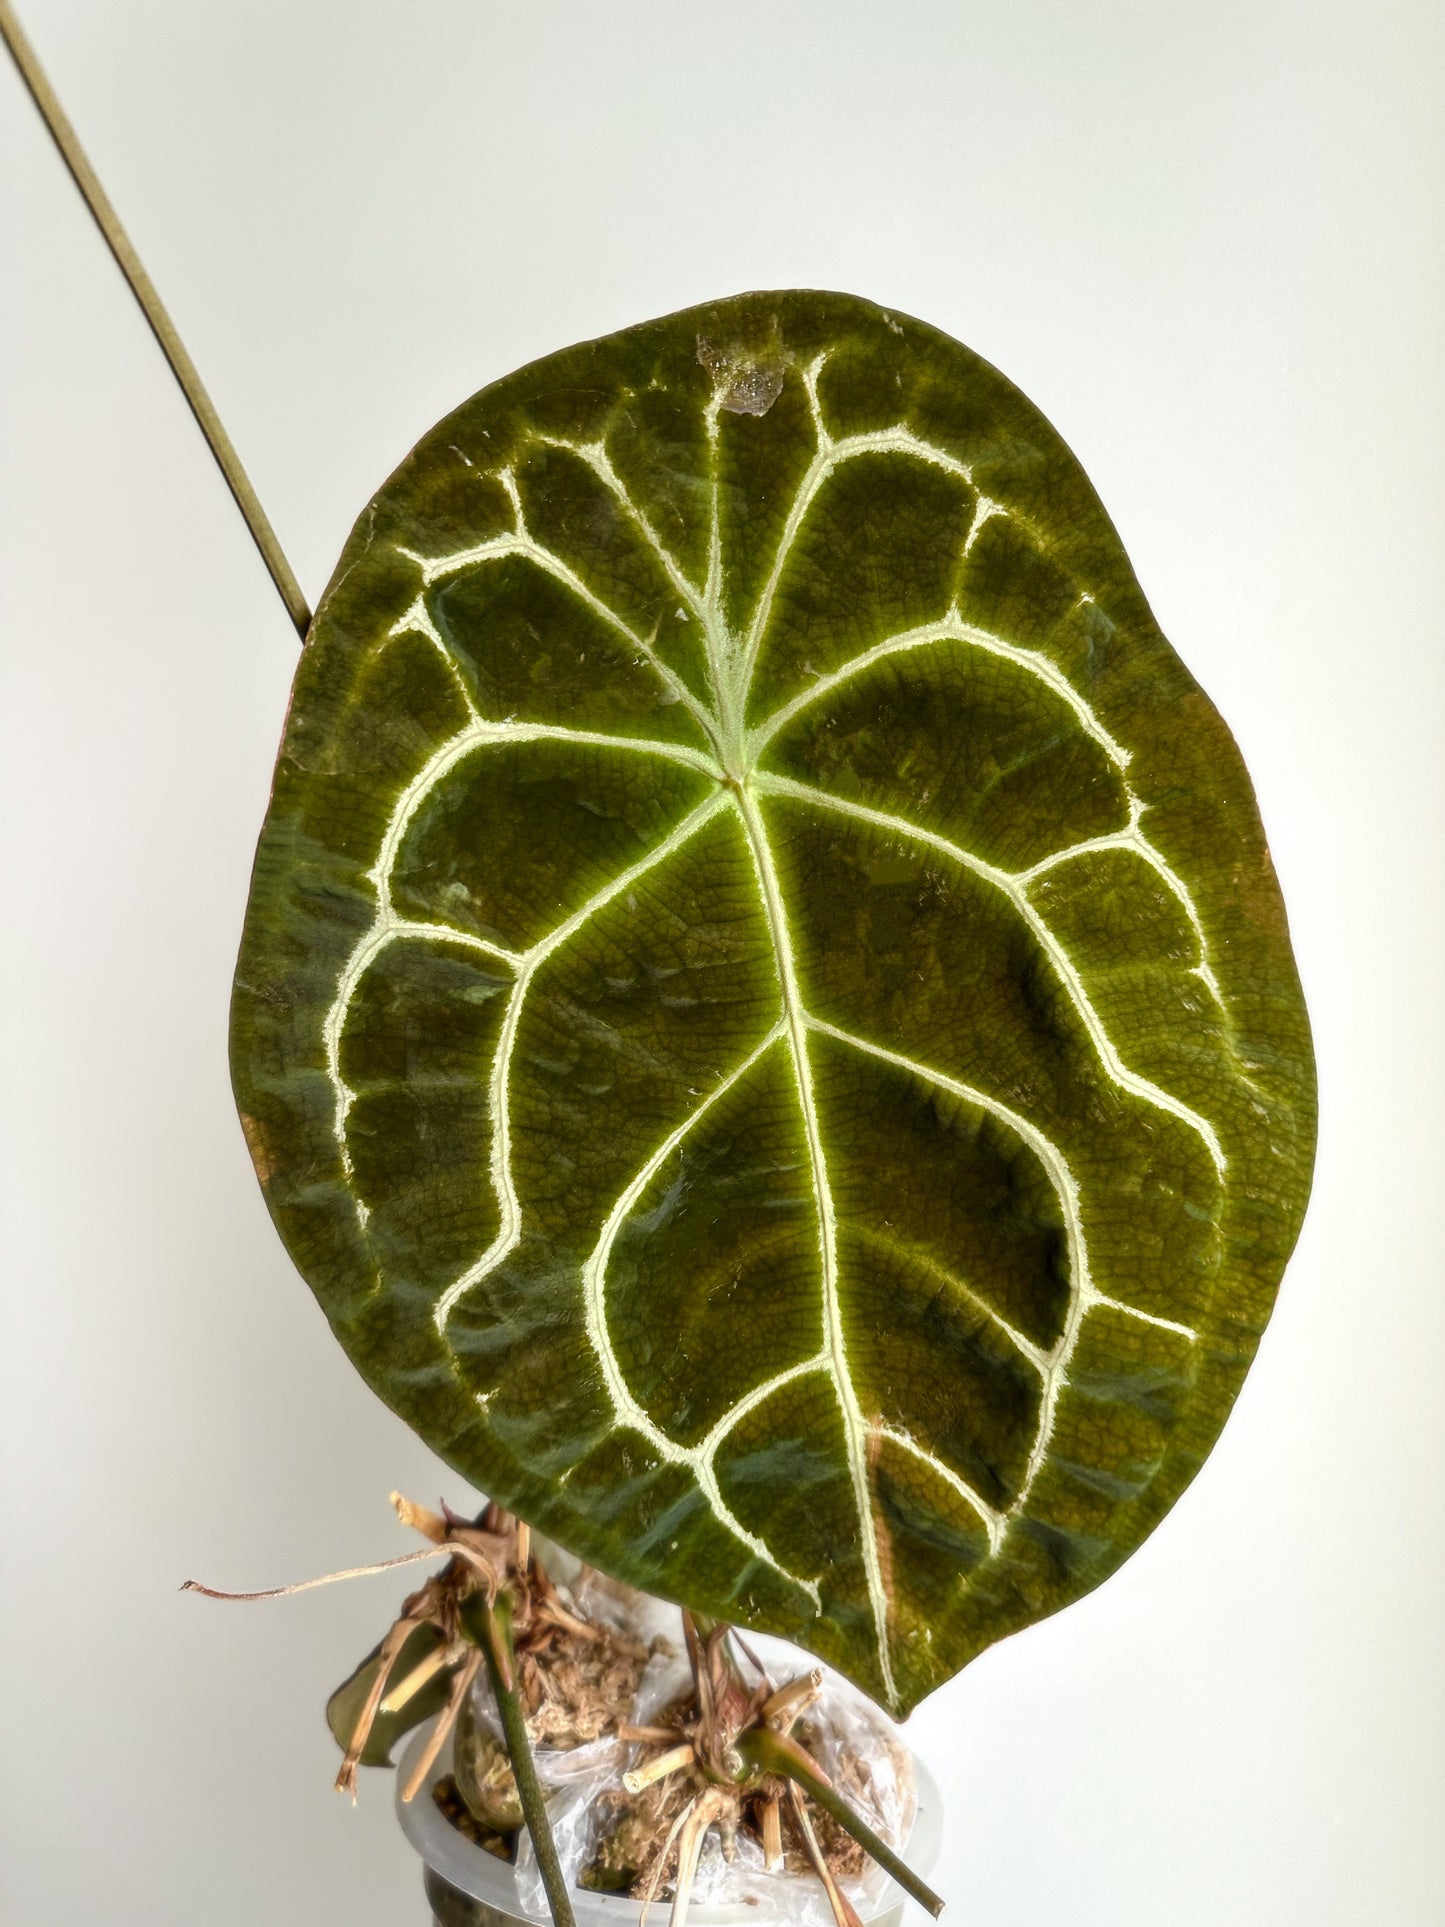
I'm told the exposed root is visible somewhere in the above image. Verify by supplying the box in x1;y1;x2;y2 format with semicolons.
788;1781;865;1927
381;1637;465;1716
401;1648;481;1803
180;1544;448;1601
334;1611;426;1800
760;1792;783;1871
669;1788;733;1927
636;1794;699;1926
623;1742;696;1795
582;1611;931;1915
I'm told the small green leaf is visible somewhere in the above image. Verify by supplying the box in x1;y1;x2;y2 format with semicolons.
326;1623;450;1768
233;291;1315;1714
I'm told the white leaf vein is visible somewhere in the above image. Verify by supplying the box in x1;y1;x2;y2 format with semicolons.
749;611;1132;770
804;1017;1198;1530
397;480;718;748
757;772;1227;1177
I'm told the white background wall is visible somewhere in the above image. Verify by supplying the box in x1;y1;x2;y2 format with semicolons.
3;3;1441;1921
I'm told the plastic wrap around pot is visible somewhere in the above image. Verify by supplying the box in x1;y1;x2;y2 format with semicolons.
399;1720;941;1927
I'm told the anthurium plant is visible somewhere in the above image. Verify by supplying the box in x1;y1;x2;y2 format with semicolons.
6;11;1315;1925
230;286;1315;1719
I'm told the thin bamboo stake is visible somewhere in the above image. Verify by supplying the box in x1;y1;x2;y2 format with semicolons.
0;0;311;639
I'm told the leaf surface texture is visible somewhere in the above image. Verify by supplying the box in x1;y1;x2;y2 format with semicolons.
232;292;1316;1712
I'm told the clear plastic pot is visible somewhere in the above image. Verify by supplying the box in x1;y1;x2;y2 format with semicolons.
394;1720;943;1927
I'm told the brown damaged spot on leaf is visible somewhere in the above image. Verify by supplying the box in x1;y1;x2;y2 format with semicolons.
239;1112;275;1186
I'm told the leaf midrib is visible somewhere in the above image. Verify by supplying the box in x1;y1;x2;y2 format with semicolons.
728;778;899;1707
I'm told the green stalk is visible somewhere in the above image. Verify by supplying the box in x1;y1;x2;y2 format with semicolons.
735;1726;944;1918
0;1;311;639
470;1593;577;1927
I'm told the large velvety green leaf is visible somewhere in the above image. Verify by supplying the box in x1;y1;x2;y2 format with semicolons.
232;291;1315;1715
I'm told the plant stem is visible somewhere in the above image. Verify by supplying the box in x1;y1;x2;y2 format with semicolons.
736;1726;944;1918
474;1592;577;1927
0;0;311;640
